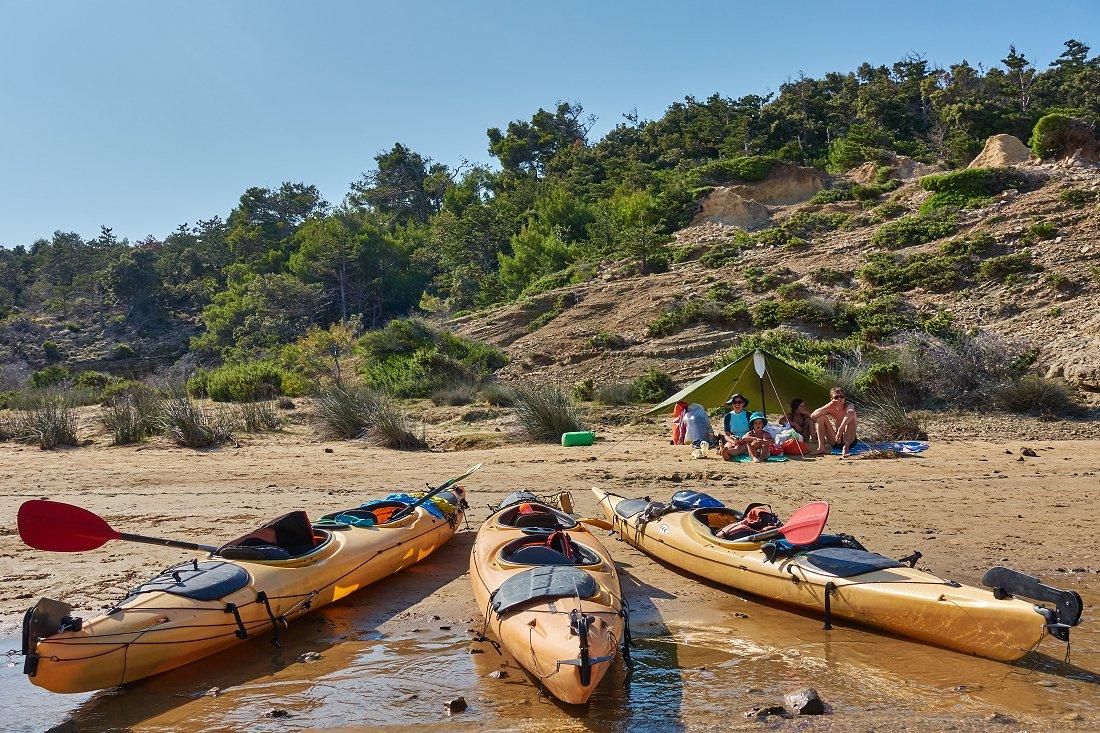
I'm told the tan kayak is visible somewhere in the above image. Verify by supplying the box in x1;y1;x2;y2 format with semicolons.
470;492;625;704
593;488;1082;662
22;486;469;694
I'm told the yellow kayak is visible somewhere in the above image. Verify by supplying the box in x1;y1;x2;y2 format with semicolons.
470;492;624;704
22;486;469;694
593;488;1082;662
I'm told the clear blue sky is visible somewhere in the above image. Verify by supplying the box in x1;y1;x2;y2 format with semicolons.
0;1;1095;246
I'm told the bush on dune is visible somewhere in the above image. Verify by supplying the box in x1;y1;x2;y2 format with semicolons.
156;390;234;448
312;381;424;449
189;361;300;402
10;390;80;449
510;381;584;442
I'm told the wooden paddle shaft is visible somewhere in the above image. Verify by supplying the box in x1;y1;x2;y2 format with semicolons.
119;532;217;554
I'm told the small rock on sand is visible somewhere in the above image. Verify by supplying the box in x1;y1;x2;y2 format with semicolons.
446;697;467;714
988;711;1018;724
488;669;509;679
785;688;827;715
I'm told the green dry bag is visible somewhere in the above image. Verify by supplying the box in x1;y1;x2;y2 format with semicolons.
561;431;595;447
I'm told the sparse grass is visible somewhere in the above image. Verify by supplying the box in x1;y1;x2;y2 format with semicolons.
479;381;516;407
156;391;233;448
362;395;426;450
1044;272;1073;291
995;374;1076;416
234;401;285;433
102;385;160;445
431;380;479;406
594;382;635;406
12;390;81;449
510;381;584;442
860;387;928;441
313;382;381;439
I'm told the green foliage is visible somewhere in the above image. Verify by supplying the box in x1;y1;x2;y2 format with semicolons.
853;361;901;395
572;378;595;402
30;365;70;389
810;267;851;286
691;155;778;184
1058;188;1098;207
978;251;1036;282
527;294;570;332
630;369;677;403
10;390;80;449
858;251;970;294
1030;112;1097;159
42;340;60;360
190;361;299;402
827;122;893;172
358;318;506;398
871;212;957;249
751;298;834;330
589;331;629;350
111;344;137;360
510;381;584;442
995;374;1076;415
918;168;1031;214
717;329;851;379
648;299;748;337
744;266;795;293
73;371;119;391
1027;220;1057;241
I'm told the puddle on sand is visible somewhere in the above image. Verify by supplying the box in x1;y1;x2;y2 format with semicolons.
2;583;1098;732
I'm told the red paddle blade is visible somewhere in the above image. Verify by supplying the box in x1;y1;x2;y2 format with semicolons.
17;500;121;552
779;501;830;546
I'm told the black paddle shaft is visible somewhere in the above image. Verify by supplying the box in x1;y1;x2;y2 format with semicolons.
119;532;218;554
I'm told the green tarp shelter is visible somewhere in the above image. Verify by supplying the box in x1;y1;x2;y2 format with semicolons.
646;349;831;417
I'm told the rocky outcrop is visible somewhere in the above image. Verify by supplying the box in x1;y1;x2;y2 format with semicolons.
851;155;939;183
968;134;1032;168
690;162;828;228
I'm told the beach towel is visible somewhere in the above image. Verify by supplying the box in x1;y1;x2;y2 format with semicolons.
830;441;929;456
731;454;789;463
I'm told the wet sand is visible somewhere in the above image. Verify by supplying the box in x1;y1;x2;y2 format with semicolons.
1;428;1098;731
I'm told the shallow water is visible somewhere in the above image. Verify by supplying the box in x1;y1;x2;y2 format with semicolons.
2;563;1098;732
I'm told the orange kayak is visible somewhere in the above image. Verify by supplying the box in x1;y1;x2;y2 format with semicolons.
470;492;625;704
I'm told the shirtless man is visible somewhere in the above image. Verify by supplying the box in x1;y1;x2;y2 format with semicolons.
811;387;858;457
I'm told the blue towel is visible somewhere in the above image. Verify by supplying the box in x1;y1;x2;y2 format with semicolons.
831;441;929;456
382;493;446;519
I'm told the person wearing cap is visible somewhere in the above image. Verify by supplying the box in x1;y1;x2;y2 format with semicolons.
742;411;774;463
717;393;750;460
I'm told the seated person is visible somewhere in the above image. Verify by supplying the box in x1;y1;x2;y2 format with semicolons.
742;412;774;463
779;398;814;442
811;387;858;457
717;393;750;460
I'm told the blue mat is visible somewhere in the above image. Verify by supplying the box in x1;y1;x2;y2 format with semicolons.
732;454;788;463
831;441;929;456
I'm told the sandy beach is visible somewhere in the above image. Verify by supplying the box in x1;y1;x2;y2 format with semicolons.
1;415;1098;731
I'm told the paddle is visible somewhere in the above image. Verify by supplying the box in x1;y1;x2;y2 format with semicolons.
18;499;218;554
390;463;481;521
740;501;830;545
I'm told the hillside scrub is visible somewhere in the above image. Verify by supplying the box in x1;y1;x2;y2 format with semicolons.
871;212;957;249
691;156;778;185
918;168;1031;214
189;361;302;402
358;318;507;398
1030;112;1099;159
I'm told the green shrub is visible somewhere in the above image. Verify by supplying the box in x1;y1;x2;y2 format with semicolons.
744;266;795;293
631;369;676;403
1030;112;1096;159
827;123;893;171
699;240;742;268
42;341;61;360
112;344;137;360
30;365;70;389
191;361;293;402
1058;188;1098;207
1044;272;1073;291
853;361;901;395
647;299;748;337
871;212;956;249
692;155;778;184
753;298;834;330
918;168;1030;214
978;251;1035;282
810;268;851;286
775;281;808;299
572;378;595;402
479;382;515;407
589;331;629;350
1027;220;1057;241
74;371;119;391
860;387;928;441
510;381;584;442
358;318;506;398
995;374;1075;415
835;295;918;342
101;379;153;403
810;185;855;204
716;329;849;379
313;382;380;439
858;251;970;294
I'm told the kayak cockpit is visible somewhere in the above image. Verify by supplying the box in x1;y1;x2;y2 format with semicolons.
495;501;577;531
217;511;336;565
500;534;603;567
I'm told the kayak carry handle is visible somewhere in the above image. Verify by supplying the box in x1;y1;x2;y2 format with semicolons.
981;566;1084;642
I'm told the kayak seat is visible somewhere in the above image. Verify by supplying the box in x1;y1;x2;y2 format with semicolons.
800;547;903;577
128;561;251;602
218;511;320;560
501;537;602;566
687;507;743;536
613;498;652;520
491;565;599;614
